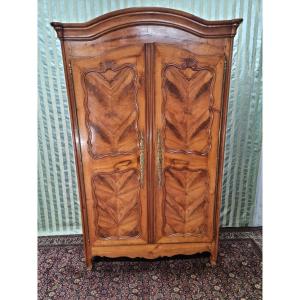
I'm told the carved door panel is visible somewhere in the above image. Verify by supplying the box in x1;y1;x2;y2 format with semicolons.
154;44;226;244
71;45;148;246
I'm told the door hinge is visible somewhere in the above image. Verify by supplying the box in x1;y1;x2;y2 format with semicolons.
68;62;73;77
223;57;227;73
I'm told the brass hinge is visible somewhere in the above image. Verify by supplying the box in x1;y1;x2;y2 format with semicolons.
223;57;227;73
68;62;73;76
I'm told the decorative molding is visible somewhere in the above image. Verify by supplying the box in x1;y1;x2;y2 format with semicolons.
139;131;145;187
51;7;242;41
82;61;139;159
162;56;216;156
91;168;142;240
156;129;164;187
145;43;155;244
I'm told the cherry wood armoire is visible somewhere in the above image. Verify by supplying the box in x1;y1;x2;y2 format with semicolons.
51;7;242;269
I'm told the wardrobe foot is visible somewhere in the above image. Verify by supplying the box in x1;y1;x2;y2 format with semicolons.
210;252;217;266
86;257;93;271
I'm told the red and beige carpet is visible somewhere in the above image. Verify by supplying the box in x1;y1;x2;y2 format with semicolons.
38;228;262;299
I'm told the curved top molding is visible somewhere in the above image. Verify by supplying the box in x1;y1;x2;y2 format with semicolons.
51;7;242;41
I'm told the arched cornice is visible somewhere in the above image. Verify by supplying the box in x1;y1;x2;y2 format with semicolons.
51;7;242;41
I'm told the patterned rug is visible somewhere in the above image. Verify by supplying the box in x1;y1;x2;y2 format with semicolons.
38;228;262;299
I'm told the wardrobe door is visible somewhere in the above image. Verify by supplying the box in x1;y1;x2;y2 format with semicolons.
71;45;148;246
154;44;226;244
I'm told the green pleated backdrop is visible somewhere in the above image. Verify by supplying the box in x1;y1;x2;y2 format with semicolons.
38;0;262;235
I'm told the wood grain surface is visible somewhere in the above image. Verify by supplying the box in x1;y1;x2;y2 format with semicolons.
51;7;242;269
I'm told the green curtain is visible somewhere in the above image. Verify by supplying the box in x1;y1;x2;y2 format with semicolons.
38;0;262;235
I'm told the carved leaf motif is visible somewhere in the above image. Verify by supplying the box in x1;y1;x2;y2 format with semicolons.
84;65;138;158
164;167;209;236
163;65;214;154
92;169;140;239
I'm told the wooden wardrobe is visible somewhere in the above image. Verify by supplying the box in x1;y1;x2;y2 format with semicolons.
51;7;242;269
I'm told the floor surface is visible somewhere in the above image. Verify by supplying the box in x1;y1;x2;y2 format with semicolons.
38;228;262;299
